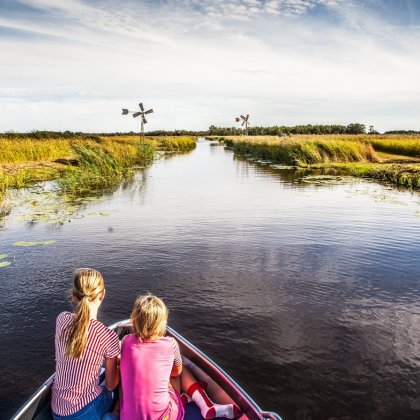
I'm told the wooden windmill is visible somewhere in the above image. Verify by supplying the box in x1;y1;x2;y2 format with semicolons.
235;114;250;136
122;102;154;136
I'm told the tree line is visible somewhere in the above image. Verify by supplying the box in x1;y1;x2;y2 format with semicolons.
2;126;420;138
208;123;369;136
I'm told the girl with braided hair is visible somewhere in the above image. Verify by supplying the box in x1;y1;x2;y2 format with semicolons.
51;268;120;420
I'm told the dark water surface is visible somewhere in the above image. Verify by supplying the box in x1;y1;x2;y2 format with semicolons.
1;140;420;419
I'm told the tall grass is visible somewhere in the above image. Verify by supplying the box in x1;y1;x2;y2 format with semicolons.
58;140;156;195
154;136;197;151
368;138;420;157
0;138;73;164
213;135;420;189
222;136;378;166
333;163;420;189
0;135;196;166
0;135;197;199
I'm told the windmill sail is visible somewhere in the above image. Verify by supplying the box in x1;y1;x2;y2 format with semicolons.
122;101;153;136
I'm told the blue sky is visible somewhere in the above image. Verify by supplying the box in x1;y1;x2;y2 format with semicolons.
0;0;419;132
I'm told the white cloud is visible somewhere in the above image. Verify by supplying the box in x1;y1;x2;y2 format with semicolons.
0;0;419;132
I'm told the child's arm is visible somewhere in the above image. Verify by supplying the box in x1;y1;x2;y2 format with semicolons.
170;337;183;377
171;363;182;377
105;356;119;390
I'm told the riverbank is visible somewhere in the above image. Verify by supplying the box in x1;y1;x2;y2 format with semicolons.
208;135;420;189
0;135;197;202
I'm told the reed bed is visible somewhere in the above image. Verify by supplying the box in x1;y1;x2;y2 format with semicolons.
219;135;378;166
58;140;155;195
367;137;420;157
154;136;197;151
210;135;420;189
332;163;420;189
0;138;73;164
104;136;197;152
0;135;197;199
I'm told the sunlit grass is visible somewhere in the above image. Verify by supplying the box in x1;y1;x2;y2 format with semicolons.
209;135;420;189
0;138;73;164
0;135;197;200
368;137;420;157
217;135;379;165
329;162;420;189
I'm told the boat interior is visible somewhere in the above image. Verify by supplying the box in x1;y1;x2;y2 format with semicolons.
11;321;281;420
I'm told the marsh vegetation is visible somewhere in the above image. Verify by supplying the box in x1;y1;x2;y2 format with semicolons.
0;134;197;201
208;135;420;189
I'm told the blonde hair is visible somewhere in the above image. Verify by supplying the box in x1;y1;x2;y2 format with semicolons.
64;268;105;359
131;294;168;339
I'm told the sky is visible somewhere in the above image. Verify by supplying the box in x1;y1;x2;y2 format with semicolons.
0;0;419;133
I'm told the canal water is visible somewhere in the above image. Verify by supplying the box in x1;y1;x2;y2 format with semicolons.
1;139;420;419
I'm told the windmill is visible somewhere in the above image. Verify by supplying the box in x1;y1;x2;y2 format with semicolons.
235;114;250;135
122;102;154;136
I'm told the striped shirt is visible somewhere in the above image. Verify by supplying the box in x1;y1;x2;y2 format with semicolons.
51;311;120;416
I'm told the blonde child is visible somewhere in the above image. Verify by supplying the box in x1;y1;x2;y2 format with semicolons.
120;294;241;420
51;268;120;419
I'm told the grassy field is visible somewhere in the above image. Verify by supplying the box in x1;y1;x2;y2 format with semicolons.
208;134;420;189
0;135;197;199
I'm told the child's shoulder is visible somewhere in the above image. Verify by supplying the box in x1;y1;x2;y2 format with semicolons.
56;311;72;324
89;318;118;337
121;333;137;346
122;335;174;346
160;336;176;344
157;336;178;350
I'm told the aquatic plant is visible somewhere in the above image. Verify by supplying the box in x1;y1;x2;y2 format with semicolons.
13;240;56;247
213;135;420;189
334;163;420;189
0;261;11;268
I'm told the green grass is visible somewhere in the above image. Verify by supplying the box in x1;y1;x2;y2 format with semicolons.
0;138;73;164
368;137;420;157
153;136;197;151
221;136;378;165
210;135;420;189
329;162;420;189
58;141;156;195
0;135;197;200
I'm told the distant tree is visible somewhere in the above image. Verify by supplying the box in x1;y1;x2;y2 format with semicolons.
346;123;366;134
384;130;420;135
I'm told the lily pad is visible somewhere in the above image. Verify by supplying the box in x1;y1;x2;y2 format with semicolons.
13;240;56;247
300;175;356;185
99;212;111;217
0;261;11;268
0;254;8;260
271;164;295;170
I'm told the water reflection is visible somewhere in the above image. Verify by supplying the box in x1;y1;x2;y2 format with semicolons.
1;140;420;420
